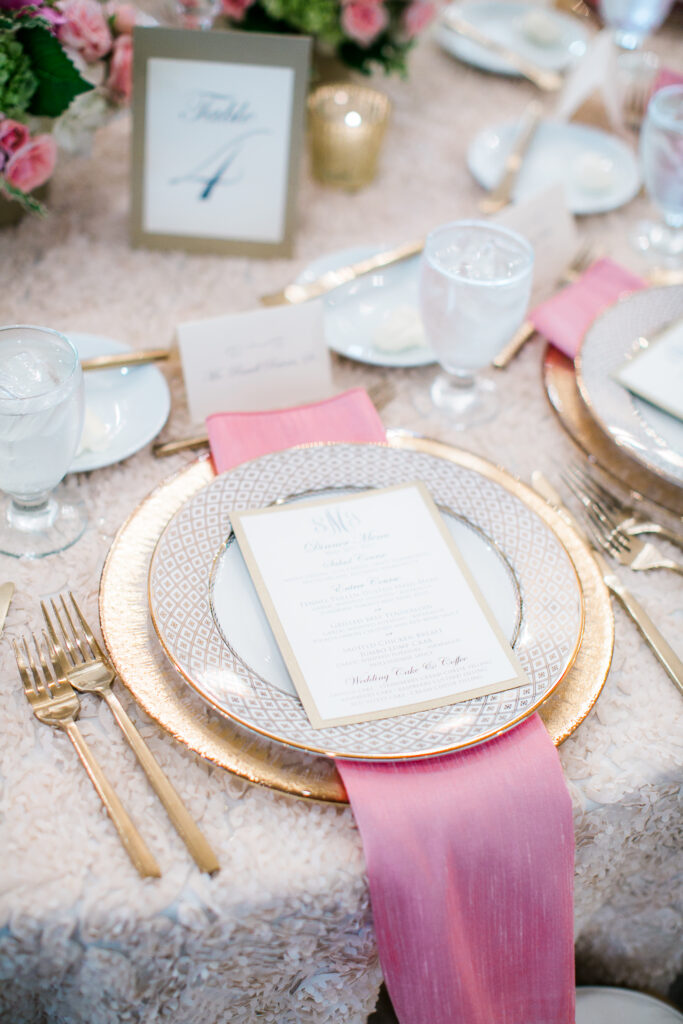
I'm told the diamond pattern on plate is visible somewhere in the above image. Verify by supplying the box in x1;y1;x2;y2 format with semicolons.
149;444;583;759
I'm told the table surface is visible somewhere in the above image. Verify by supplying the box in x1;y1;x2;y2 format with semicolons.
1;12;682;1024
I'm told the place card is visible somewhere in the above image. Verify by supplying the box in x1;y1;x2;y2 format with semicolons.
177;301;333;423
130;26;310;256
495;184;578;305
231;483;530;729
615;316;683;422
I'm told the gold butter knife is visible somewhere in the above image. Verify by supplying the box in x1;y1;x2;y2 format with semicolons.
0;582;14;638
479;101;543;215
81;348;171;372
259;238;424;307
531;471;683;697
442;11;564;91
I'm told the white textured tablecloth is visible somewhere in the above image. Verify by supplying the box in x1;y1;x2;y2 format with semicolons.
1;17;682;1023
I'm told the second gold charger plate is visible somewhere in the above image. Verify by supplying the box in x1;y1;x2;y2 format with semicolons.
100;434;614;802
544;345;683;520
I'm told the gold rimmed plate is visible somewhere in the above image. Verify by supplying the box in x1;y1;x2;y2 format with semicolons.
100;436;613;801
544;345;683;521
147;442;585;761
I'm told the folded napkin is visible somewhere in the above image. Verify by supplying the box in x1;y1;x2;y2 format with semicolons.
531;258;646;360
652;67;683;95
207;390;575;1024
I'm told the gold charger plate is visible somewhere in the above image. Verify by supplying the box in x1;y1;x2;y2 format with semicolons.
99;434;614;804
543;345;683;520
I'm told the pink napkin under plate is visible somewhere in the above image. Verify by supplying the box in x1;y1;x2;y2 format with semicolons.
207;389;575;1024
530;258;646;360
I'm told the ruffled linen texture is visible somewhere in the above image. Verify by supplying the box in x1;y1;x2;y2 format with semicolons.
2;29;682;1019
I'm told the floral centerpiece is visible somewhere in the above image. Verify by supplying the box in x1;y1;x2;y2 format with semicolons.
217;0;438;77
0;0;137;214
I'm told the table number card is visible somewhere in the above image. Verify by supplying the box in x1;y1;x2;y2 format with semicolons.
131;27;310;257
615;316;683;423
231;483;530;729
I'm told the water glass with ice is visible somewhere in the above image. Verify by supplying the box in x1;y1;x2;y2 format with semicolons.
634;85;683;263
418;220;534;428
0;325;86;558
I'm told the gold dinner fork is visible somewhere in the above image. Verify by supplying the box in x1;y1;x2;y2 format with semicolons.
566;464;683;548
42;593;220;875
14;633;161;878
563;474;683;575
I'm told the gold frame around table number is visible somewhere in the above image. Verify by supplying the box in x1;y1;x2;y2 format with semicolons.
99;435;614;804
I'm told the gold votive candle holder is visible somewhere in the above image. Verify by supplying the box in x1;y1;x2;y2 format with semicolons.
308;83;391;191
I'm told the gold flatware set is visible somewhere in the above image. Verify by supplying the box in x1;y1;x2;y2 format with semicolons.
532;471;683;698
12;591;219;878
478;101;543;216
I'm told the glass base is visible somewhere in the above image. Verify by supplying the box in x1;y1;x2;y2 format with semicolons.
429;372;498;430
632;219;683;264
0;486;87;558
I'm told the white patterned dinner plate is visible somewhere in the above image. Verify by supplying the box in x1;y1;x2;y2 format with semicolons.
148;444;584;760
576;286;683;489
68;333;170;473
468;120;640;216
297;246;436;368
576;987;683;1023
435;1;588;77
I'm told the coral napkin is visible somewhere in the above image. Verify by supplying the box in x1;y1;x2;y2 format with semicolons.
207;389;575;1024
531;258;645;360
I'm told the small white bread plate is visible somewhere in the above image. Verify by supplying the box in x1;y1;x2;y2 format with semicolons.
435;1;588;76
468;120;640;216
297;246;436;368
68;332;171;473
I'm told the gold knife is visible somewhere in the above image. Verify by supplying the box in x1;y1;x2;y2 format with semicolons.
479;101;543;215
0;582;14;637
259;238;424;307
81;348;171;372
531;471;683;697
442;11;564;92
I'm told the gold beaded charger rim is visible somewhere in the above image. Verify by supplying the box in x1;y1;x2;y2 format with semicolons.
99;434;614;804
543;345;683;520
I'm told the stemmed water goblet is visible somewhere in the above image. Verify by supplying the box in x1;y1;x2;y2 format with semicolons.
597;0;674;51
418;220;534;429
0;325;86;558
634;84;683;264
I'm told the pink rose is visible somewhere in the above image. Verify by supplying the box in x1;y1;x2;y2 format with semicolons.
106;33;133;104
0;118;30;155
220;0;255;19
4;134;57;193
401;0;436;39
57;0;112;62
341;1;389;46
109;2;138;33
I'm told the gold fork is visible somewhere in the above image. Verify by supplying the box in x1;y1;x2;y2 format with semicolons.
42;593;220;875
14;633;161;878
492;240;599;369
566;464;683;548
563;474;683;575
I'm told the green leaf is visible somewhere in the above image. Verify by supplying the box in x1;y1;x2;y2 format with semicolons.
17;21;93;117
0;179;46;215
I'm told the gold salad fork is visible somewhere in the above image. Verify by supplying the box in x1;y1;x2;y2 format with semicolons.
14;633;161;878
42;593;220;875
566;464;683;548
563;473;683;575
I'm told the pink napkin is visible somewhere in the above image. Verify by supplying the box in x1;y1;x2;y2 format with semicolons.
652;67;683;95
530;258;646;360
207;389;575;1024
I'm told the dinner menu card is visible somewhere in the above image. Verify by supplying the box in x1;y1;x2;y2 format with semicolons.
615;316;683;423
231;483;530;729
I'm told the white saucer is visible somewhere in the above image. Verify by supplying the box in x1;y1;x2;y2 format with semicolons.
68;332;171;473
297;246;436;368
576;987;683;1023
435;1;588;76
468;119;641;215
